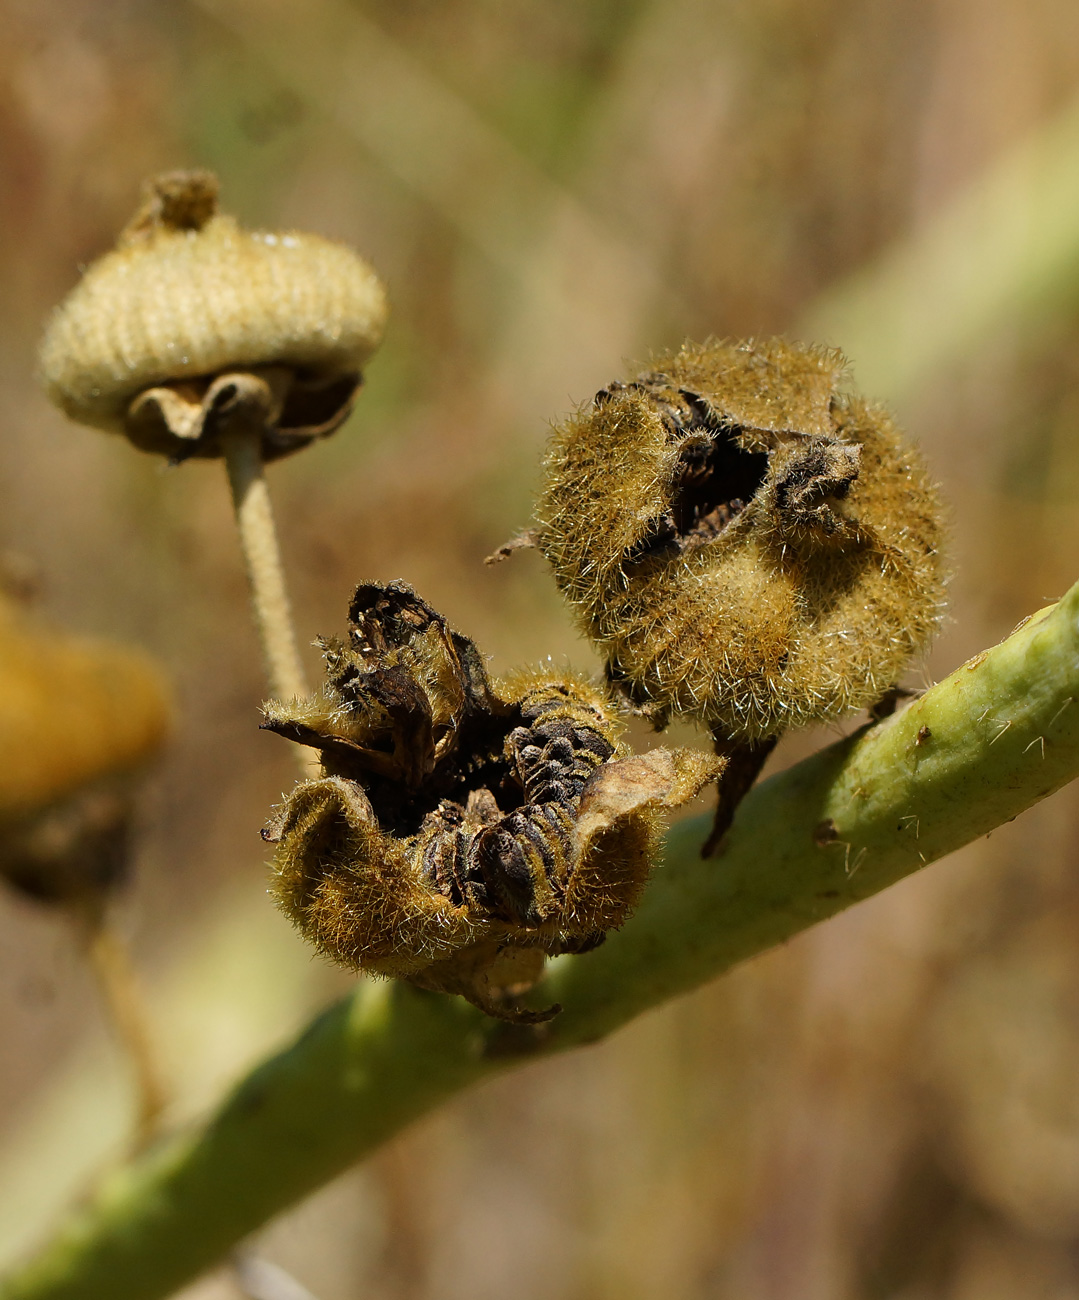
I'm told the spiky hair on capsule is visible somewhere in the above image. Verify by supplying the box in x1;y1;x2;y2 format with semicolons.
261;581;721;1023
534;338;948;744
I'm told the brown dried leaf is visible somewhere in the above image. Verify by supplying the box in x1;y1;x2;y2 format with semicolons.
574;747;725;852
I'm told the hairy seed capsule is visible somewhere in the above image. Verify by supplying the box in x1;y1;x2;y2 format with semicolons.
261;582;720;1022
38;169;388;461
535;338;948;743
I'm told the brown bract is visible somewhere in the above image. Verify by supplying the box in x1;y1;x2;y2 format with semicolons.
261;582;720;1022
535;338;949;742
38;170;388;462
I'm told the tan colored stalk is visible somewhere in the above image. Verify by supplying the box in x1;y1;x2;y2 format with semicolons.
80;914;168;1151
221;429;309;705
36;168;387;773
220;428;316;779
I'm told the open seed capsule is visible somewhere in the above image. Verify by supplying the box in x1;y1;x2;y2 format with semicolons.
261;582;721;1022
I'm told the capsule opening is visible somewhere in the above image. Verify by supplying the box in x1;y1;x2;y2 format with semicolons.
671;428;769;545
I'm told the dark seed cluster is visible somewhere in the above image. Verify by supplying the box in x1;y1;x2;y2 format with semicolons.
261;336;949;1014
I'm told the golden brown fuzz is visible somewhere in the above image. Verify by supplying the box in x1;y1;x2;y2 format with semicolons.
262;582;720;1022
535;338;948;743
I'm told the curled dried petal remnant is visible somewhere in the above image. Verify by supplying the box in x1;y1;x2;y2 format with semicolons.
262;582;720;1022
535;338;948;743
39;169;388;462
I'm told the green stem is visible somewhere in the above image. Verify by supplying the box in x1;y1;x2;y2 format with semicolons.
5;582;1079;1300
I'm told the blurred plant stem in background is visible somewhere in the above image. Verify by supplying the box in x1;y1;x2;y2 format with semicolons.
78;916;168;1151
801;93;1079;406
186;0;688;414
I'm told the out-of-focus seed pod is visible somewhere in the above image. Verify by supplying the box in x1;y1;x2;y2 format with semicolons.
535;338;948;743
38;170;388;462
0;596;171;904
262;582;720;1022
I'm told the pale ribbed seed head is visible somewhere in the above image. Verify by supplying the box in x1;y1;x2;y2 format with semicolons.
39;169;388;461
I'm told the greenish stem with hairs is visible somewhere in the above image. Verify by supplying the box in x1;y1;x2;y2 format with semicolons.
4;582;1079;1300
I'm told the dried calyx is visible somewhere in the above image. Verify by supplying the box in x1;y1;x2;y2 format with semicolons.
262;582;720;1022
536;338;948;744
39;170;388;462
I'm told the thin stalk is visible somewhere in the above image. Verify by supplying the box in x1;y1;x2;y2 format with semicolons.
221;429;308;704
220;429;316;778
78;911;168;1152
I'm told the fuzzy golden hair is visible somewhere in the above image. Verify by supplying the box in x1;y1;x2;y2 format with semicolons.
535;339;948;741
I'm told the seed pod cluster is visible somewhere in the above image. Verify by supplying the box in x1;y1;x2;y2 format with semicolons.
535;338;948;742
262;582;720;1022
38;170;387;461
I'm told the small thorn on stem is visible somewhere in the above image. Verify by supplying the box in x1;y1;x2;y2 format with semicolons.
484;531;538;565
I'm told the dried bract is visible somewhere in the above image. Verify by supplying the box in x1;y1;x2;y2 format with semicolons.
535;338;948;742
39;170;388;462
262;582;720;1021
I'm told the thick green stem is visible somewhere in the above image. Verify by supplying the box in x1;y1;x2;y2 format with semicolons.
5;582;1079;1300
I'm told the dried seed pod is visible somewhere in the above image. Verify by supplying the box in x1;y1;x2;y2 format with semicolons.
38;169;388;461
535;338;948;743
0;595;171;904
262;582;720;1022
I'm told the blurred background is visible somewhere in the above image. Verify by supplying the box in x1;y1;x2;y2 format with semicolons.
3;0;1079;1296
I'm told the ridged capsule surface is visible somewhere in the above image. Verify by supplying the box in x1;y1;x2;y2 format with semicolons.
39;170;387;461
